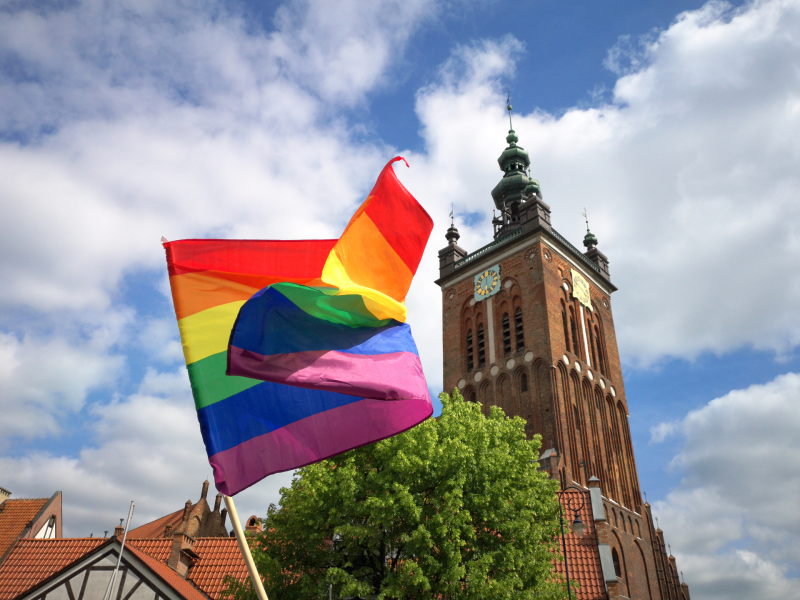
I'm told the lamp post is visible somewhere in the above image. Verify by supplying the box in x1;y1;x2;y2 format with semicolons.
557;486;586;600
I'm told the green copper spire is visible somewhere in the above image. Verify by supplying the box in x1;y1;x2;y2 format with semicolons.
582;208;598;248
491;95;532;210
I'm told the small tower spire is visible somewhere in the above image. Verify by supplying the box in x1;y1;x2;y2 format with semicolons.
507;92;514;131
582;208;598;250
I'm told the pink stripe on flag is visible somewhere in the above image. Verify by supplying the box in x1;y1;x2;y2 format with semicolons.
227;347;429;400
209;396;432;495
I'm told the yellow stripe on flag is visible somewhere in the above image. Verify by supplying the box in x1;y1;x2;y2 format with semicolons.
177;300;246;365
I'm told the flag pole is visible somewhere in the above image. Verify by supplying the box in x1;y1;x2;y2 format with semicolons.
224;495;269;600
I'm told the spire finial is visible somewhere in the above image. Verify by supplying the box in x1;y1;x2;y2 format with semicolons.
506;90;513;131
582;208;598;249
450;203;454;227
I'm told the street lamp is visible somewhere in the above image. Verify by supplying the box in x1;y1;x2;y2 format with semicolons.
557;485;587;600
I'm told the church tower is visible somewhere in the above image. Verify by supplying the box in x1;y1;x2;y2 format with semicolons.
435;105;689;600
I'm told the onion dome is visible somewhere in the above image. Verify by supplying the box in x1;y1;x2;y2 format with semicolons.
523;174;541;199
491;102;534;210
583;229;598;249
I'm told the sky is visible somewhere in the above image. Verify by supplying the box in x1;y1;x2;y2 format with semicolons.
1;0;799;597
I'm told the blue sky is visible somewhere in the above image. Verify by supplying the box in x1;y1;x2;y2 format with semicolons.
1;1;800;598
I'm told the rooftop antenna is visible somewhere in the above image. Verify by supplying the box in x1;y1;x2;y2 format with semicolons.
102;501;135;600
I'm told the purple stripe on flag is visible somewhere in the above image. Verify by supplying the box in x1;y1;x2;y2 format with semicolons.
228;346;429;400
209;396;433;496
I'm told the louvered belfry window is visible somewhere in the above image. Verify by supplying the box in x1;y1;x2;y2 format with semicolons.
502;313;511;355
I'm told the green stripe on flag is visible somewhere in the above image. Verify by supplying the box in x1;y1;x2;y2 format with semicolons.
187;351;261;409
274;283;392;328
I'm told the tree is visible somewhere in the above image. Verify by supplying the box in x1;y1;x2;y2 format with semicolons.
225;390;565;600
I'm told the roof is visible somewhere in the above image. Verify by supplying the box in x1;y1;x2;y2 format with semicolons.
190;538;251;599
0;538;106;599
125;543;208;600
553;490;606;600
128;508;185;539
0;536;249;600
0;498;49;561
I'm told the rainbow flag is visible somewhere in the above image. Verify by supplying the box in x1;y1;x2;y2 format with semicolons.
164;157;433;496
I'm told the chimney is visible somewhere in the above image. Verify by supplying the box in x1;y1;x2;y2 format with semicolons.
245;516;261;534
167;533;199;579
163;524;173;539
0;487;10;507
182;499;192;521
114;518;124;537
201;480;209;501
213;493;222;513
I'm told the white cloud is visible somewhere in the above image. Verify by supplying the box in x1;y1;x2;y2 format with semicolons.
0;328;125;442
653;372;800;599
649;420;679;443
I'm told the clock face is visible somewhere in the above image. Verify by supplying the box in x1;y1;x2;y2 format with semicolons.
474;266;501;301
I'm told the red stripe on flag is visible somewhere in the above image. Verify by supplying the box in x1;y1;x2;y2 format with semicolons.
363;157;433;275
164;239;336;277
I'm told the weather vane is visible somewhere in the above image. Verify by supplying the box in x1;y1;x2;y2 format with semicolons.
582;207;590;232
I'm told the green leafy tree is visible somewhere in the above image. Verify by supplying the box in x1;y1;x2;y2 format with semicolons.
224;390;565;600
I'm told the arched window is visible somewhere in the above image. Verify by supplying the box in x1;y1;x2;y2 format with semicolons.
569;306;581;356
466;329;474;371
502;312;512;355
466;388;477;403
636;520;642;538
519;372;529;393
561;300;571;353
612;547;622;578
514;307;524;350
588;317;598;368
593;324;607;374
477;324;486;368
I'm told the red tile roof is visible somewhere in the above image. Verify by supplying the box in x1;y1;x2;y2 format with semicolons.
0;535;250;600
128;508;184;539
125;543;208;600
190;538;251;599
553;490;606;600
0;538;106;599
0;499;49;561
128;538;172;562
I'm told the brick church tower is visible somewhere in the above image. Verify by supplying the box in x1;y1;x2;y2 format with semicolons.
435;106;689;600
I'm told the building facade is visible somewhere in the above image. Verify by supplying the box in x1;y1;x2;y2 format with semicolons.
435;112;689;600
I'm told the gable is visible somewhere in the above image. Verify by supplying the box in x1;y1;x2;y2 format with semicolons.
17;544;204;600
